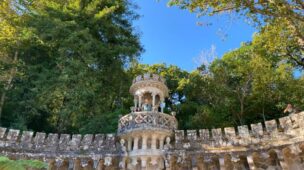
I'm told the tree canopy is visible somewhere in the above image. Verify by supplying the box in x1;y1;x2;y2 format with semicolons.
169;0;304;68
0;0;303;133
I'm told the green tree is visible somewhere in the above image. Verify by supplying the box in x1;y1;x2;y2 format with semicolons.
0;0;142;133
169;0;304;67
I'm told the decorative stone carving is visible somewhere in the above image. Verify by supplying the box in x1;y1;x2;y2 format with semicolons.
299;143;304;163
196;156;208;170
267;149;282;169
224;154;234;170
104;156;112;166
58;158;69;170
96;159;104;170
164;136;172;150
84;158;94;170
118;112;178;134
252;152;266;169
120;139;127;154
177;151;187;164
74;158;82;170
282;147;303;170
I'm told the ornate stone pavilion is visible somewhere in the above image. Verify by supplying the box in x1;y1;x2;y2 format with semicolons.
0;73;304;170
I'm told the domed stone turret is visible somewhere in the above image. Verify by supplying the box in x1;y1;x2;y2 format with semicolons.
117;73;178;169
130;73;169;112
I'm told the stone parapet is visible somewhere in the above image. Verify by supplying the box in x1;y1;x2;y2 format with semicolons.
0;112;303;169
132;73;166;85
173;112;304;151
118;111;178;135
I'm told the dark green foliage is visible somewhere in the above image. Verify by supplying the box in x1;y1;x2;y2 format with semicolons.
0;0;142;133
0;156;47;170
0;0;303;133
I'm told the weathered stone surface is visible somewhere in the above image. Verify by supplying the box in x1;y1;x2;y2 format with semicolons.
59;134;71;151
45;133;58;151
69;134;82;151
94;134;105;151
81;134;93;150
199;129;210;141
20;131;34;149
105;133;116;149
0;127;6;139
212;128;222;139
238;125;250;137
238;125;250;145
250;123;263;143
224;127;236;137
299;112;304;135
0;127;6;147
224;127;236;145
265;120;278;139
250;123;263;137
187;130;197;141
6;129;20;147
33;132;46;150
211;128;222;146
279;117;293;132
6;129;20;141
175;130;184;143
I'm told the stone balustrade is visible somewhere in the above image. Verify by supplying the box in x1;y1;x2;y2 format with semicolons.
118;111;178;134
0;112;304;169
173;112;304;151
132;73;166;84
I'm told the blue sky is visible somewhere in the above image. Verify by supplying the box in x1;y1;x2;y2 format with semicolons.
134;0;257;71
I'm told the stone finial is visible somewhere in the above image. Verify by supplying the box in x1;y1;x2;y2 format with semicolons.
164;137;172;150
120;139;127;154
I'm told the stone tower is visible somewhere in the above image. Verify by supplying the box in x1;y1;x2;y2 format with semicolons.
118;73;178;170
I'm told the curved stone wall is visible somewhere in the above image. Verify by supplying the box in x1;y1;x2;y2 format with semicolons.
0;112;304;169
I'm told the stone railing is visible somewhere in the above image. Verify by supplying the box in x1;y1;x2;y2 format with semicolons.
0;112;304;169
0;128;117;155
174;112;304;151
118;111;178;134
132;73;166;84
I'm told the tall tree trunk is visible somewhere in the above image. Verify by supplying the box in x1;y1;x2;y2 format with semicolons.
0;51;18;125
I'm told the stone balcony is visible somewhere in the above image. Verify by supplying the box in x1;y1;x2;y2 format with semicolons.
118;111;178;135
132;73;166;85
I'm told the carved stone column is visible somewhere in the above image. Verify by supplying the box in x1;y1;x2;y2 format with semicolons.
138;94;142;109
151;134;157;150
141;157;148;168
142;134;148;150
128;137;132;151
159;136;165;150
152;93;156;107
160;98;165;113
134;96;138;108
133;136;139;150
